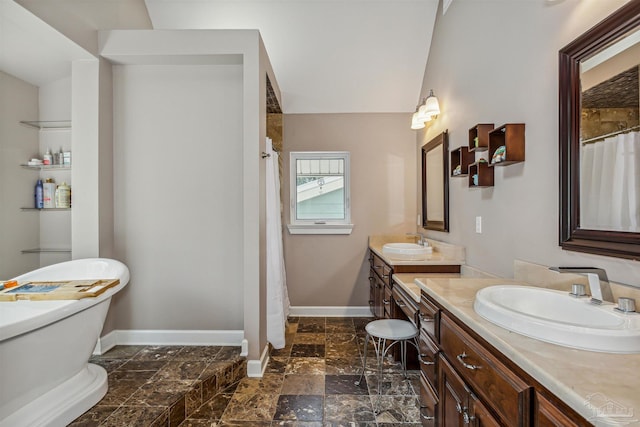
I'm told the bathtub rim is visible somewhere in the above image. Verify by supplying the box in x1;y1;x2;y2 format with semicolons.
1;258;130;342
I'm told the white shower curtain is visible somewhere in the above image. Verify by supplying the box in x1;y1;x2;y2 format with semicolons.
266;137;290;349
581;131;640;232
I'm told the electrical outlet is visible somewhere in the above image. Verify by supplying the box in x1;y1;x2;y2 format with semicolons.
475;216;482;233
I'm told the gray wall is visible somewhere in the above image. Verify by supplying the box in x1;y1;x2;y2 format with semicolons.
418;0;640;286
282;113;417;307
110;63;244;331
0;71;39;279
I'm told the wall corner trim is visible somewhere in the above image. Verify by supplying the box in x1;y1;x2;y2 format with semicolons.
93;329;244;355
246;344;270;378
289;306;374;317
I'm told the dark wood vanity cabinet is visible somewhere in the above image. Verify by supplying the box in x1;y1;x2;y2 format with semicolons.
420;290;589;427
368;249;460;319
369;252;391;319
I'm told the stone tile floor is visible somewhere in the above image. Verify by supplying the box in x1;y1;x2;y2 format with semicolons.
70;317;422;426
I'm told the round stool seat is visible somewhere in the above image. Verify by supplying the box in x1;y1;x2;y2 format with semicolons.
365;319;418;341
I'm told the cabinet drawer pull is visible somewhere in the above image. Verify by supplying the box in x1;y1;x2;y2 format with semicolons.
419;313;434;323
396;300;407;307
456;352;479;370
419;353;435;365
463;411;474;425
383;299;390;305
374;265;382;269
382;274;389;279
421;413;435;421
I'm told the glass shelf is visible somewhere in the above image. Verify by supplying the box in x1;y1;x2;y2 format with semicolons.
20;120;71;130
21;248;71;254
21;207;71;211
21;164;71;171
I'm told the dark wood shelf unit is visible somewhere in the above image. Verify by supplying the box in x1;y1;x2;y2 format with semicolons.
468;123;494;152
450;146;472;178
468;161;494;188
488;123;525;167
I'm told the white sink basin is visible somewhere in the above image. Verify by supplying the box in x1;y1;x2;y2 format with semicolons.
382;243;432;261
474;285;640;353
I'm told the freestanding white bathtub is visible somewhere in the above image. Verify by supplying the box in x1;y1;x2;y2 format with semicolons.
0;258;130;427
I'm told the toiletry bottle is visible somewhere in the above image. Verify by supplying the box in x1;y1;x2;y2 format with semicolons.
35;179;44;208
55;182;71;209
43;178;56;208
43;149;52;166
58;147;64;165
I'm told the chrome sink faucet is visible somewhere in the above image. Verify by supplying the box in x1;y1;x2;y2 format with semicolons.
406;232;427;246
549;267;614;304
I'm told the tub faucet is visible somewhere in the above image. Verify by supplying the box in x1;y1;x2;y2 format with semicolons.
406;232;427;246
549;267;614;304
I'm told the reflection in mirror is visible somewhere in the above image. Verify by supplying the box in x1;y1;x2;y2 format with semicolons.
422;130;449;232
559;0;640;259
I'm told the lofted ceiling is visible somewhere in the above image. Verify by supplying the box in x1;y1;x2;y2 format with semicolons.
5;0;440;114
144;0;440;114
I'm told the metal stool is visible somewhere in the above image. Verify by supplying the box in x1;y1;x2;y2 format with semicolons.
355;319;419;398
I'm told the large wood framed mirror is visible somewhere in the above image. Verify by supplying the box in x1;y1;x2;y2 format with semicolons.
422;130;449;232
559;0;640;260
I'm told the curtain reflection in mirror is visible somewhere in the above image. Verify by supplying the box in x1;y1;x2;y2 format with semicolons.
581;130;640;231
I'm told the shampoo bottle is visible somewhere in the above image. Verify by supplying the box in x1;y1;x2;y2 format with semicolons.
43;149;52;165
35;179;44;208
55;182;71;208
43;178;56;208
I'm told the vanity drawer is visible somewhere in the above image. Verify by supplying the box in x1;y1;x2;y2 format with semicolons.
419;293;440;343
419;329;438;389
383;285;393;318
419;372;438;426
393;285;419;325
440;313;531;426
371;253;392;286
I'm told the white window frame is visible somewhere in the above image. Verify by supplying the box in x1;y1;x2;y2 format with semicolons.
287;151;353;235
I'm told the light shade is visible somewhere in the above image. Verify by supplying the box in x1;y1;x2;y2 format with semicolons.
423;89;440;117
416;103;434;123
411;112;425;130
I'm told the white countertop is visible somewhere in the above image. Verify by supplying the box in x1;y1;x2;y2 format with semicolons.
405;276;640;426
369;235;465;267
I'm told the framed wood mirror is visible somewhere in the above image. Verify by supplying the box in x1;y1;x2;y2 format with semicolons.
559;0;640;259
422;130;449;232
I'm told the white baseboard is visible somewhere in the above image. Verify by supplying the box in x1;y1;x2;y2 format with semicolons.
246;344;270;378
93;329;244;355
289;306;373;317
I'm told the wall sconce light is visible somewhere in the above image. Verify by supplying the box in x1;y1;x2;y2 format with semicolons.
411;89;441;130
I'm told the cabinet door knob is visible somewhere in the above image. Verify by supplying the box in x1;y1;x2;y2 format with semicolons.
456;352;480;370
419;353;435;365
419;313;434;323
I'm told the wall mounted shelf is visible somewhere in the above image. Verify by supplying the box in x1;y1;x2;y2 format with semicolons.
21;248;72;254
488;123;525;166
20;120;71;130
468;123;494;152
21;164;71;171
468;161;494;188
21;208;71;211
451;146;472;177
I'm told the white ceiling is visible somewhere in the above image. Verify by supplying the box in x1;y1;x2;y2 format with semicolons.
144;0;439;114
0;0;94;86
2;0;439;114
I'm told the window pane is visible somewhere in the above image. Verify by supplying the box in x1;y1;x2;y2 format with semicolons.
296;158;345;220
